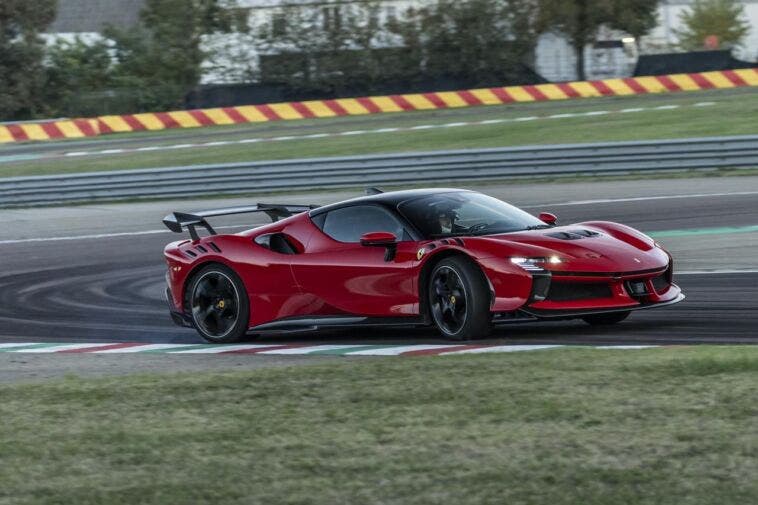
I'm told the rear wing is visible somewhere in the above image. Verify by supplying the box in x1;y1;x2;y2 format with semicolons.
163;203;318;240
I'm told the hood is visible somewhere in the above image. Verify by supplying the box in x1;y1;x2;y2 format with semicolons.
469;223;669;273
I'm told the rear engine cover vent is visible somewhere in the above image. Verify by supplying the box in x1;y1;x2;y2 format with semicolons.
546;229;601;240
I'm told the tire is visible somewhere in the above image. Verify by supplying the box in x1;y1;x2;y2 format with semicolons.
427;256;492;340
186;264;250;343
582;311;631;326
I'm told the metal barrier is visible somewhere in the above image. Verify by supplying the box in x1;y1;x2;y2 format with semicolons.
1;135;757;207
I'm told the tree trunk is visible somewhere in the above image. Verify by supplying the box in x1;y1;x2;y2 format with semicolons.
574;0;588;81
574;41;586;81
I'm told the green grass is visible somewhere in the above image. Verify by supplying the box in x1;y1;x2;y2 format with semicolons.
2;87;757;178
1;346;757;505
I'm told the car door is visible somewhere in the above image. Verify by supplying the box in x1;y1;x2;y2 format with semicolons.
289;204;421;318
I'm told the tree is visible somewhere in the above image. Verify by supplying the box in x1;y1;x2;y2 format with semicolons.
44;37;115;116
674;0;750;51
538;0;660;80
609;0;659;49
105;0;234;111
0;0;57;120
393;0;541;87
256;2;403;94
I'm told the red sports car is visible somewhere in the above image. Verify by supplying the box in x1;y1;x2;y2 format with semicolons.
163;188;683;343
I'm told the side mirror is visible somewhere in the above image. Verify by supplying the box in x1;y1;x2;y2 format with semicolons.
360;232;397;261
360;231;397;246
539;212;557;226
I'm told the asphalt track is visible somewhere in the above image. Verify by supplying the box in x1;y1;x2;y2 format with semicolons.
1;176;756;348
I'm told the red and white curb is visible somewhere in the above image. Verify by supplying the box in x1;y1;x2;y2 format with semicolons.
0;342;658;356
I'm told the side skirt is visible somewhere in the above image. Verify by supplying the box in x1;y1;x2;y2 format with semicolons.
247;315;429;334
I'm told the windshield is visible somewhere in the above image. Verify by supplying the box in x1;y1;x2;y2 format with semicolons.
398;192;547;238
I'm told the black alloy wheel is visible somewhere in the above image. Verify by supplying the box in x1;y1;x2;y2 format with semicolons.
428;257;492;340
188;264;249;343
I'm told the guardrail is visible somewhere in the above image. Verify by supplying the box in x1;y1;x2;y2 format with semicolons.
1;135;757;207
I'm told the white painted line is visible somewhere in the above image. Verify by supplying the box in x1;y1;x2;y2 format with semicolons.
654;105;680;110
136;146;162;151
514;116;538;121
14;343;117;353
167;144;194;149
592;345;659;349
0;343;42;349
410;125;436;130
202;141;232;147
238;138;261;143
65;151;90;157
93;343;190;353
445;345;563;354
583;110;610;116
620;108;645;113
0;229;167;245
256;344;367;355
677;269;758;275
347;345;453;356
693;102;716;107
523;190;758;208
548;113;580;119
169;344;282;354
100;149;125;154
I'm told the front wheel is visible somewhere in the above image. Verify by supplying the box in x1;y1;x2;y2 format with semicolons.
187;264;250;343
582;311;631;326
428;257;492;340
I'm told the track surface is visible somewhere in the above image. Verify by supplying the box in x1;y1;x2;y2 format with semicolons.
1;176;756;347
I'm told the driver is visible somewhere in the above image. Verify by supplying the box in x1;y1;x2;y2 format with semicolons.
438;211;454;234
426;199;465;235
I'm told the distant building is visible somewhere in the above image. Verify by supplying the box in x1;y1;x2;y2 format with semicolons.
45;0;146;43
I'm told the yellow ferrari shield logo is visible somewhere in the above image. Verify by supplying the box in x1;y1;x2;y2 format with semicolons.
417;248;425;260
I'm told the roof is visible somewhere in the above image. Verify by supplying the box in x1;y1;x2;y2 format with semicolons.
309;188;470;216
47;0;146;33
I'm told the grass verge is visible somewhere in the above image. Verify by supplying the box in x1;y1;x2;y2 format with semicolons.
2;88;757;178
1;346;757;505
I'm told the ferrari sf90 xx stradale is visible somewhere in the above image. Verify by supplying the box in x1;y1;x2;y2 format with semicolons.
163;189;683;343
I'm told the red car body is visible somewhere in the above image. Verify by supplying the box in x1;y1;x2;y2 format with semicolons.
163;189;683;340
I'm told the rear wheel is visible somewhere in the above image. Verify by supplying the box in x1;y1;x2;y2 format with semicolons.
428;257;492;340
187;264;249;343
582;311;631;326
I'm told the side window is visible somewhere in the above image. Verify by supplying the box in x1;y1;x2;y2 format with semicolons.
321;206;407;243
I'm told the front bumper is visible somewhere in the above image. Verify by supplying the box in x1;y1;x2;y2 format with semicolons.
493;261;683;323
519;291;684;319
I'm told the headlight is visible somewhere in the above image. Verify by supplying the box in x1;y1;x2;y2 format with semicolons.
510;255;562;271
